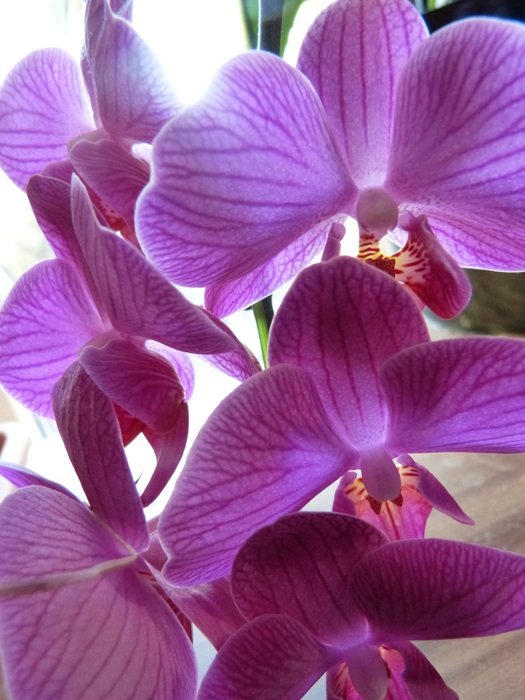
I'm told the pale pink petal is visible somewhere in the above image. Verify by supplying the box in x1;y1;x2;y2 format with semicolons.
269;256;429;447
0;49;94;188
387;19;525;269
198;615;331;700
204;221;331;317
80;337;185;433
0;487;196;700
298;0;427;189
70;176;236;354
232;512;387;647
382;337;525;453
350;538;525;639
0;260;105;416
159;364;355;585
93;13;180;142
136;51;355;286
53;363;148;551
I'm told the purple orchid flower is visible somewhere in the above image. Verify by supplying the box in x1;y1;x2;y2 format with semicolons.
0;0;178;234
332;455;473;542
158;256;525;585
198;511;525;700
137;0;525;318
0;175;255;504
0;367;196;700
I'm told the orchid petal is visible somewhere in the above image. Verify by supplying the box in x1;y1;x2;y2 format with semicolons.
0;487;196;700
345;642;388;700
387;19;525;269
382;337;525;453
198;615;331;700
93;13;180;141
204;221;331;317
53;363;148;551
0;260;104;416
70;176;236;354
159;364;355;585
410;458;473;526
298;0;427;189
393;213;471;319
232;512;387;647
26;175;77;265
146;342;195;399
80;337;185;434
397;642;459;700
0;464;74;499
158;577;246;650
350;538;525;639
136;51;355;286
269;256;429;447
70;138;150;226
141;405;189;507
201;311;262;381
0;49;94;188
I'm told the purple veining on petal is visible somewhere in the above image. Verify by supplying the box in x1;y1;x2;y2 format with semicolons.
136;51;355;288
298;0;427;189
0;49;94;188
387;18;525;269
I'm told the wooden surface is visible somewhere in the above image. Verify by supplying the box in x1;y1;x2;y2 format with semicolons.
417;451;525;698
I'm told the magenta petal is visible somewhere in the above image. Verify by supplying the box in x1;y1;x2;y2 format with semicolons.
232;512;387;647
410;459;473;526
0;487;196;700
26;175;77;265
159;364;355;585
0;260;104;416
70;138;150;226
204;221;331;317
93;13;180;141
0;464;75;498
80;337;185;433
158;576;246;650
141;405;189;507
382;337;525;453
0;49;94;188
350;538;525;640
201;311;262;381
387;19;525;269
298;0;427;189
53;363;148;551
70;176;236;353
393;213;471;319
269;256;429;447
136;51;355;286
397;642;459;700
198;615;331;700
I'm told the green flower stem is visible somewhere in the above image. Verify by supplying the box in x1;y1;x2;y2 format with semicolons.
252;297;274;367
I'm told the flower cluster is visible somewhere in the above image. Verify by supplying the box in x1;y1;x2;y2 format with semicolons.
0;0;525;698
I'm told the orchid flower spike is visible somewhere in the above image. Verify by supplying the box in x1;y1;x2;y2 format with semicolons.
137;0;525;318
198;511;525;700
0;369;196;700
158;256;525;585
